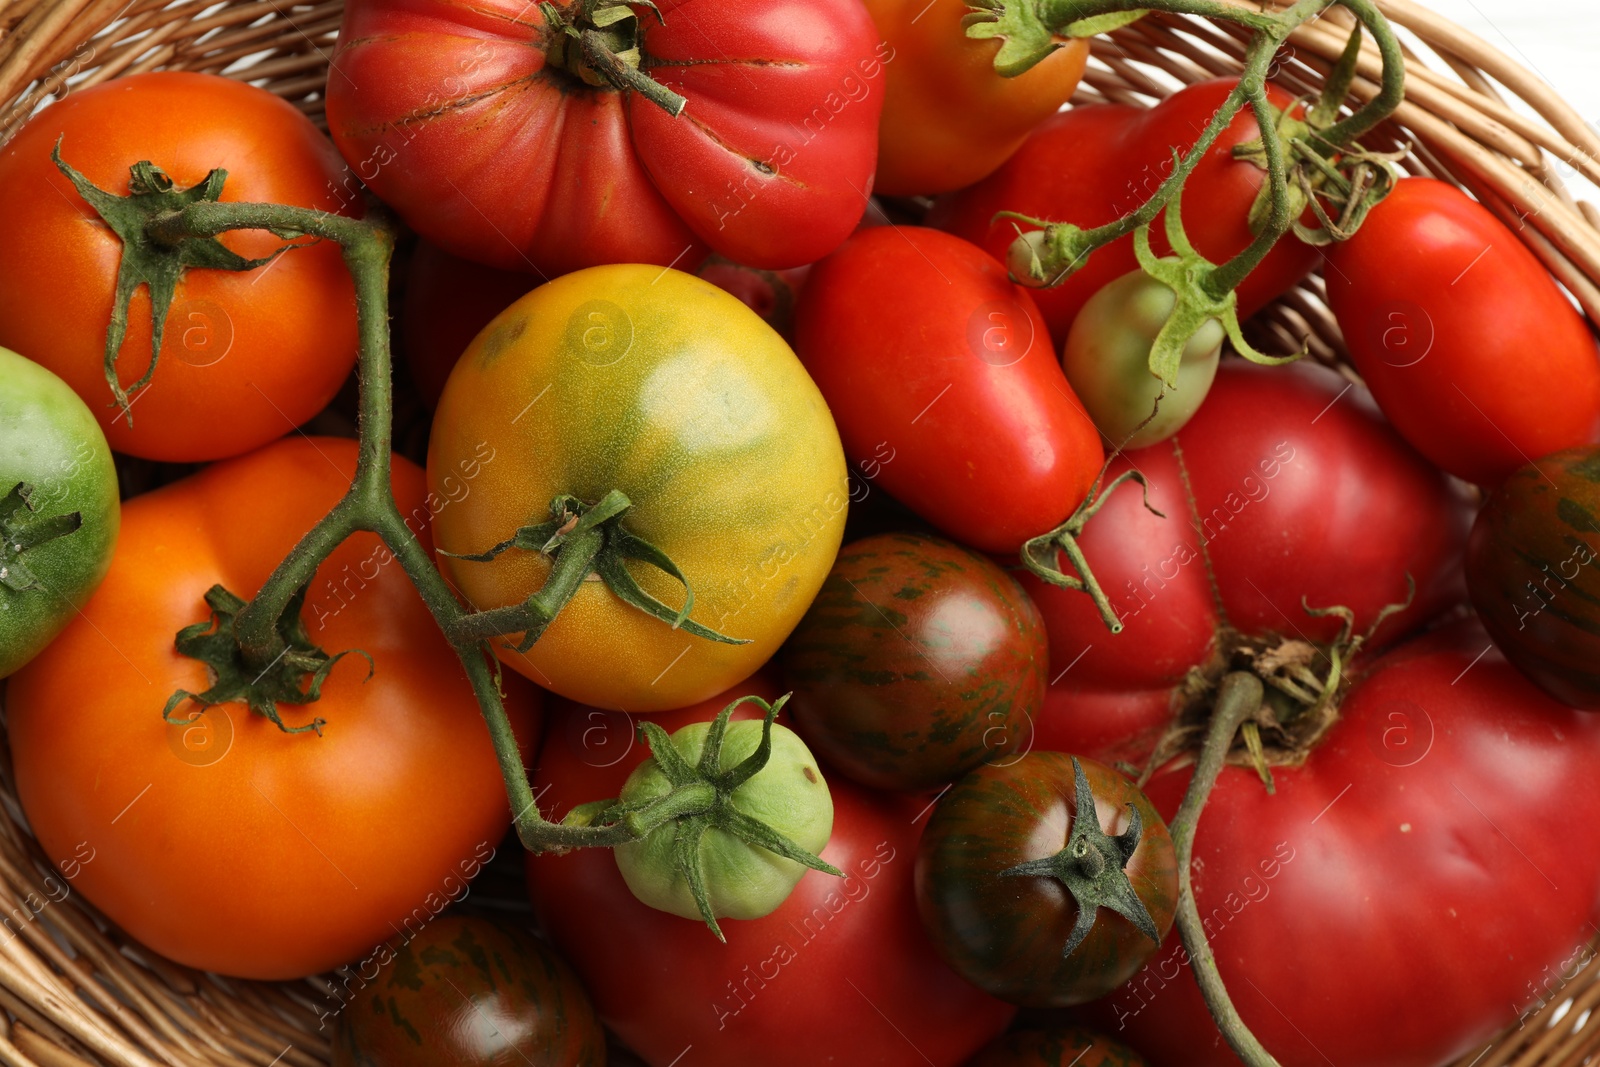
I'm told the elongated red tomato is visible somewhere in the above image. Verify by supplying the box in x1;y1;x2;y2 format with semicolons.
928;79;1319;340
794;227;1103;553
327;0;885;276
1326;177;1600;486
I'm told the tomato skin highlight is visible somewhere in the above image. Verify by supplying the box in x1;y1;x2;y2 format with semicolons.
0;347;119;678
928;79;1320;341
428;264;848;712
915;753;1177;1008
331;916;606;1067
1086;619;1600;1067
327;0;883;275
794;226;1103;553
865;0;1087;196
780;532;1048;792
6;437;539;980
528;685;1017;1067
1326;176;1600;486
0;72;359;462
1467;445;1600;708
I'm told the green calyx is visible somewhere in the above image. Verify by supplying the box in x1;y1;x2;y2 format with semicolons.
570;694;842;941
1233;26;1402;247
50;144;298;425
163;584;371;736
1130;193;1301;388
444;489;747;651
1022;461;1163;635
1001;755;1160;956
964;0;1148;77
539;0;687;116
0;482;82;592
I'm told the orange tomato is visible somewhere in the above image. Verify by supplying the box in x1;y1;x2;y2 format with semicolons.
0;72;359;461
868;0;1087;196
7;437;538;979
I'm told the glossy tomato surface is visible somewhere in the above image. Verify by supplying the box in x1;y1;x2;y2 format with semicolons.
1024;360;1470;768
428;265;847;712
7;438;538;979
795;227;1103;553
1327;177;1600;486
328;0;884;274
929;79;1319;340
332;916;605;1067
0;72;359;461
866;0;1086;196
1085;620;1600;1067
528;683;1017;1067
780;532;1048;791
916;754;1176;1007
1467;445;1600;708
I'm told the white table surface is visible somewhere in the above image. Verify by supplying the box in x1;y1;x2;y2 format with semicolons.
1415;0;1598;192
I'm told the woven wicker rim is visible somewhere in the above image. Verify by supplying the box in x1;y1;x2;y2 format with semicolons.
0;1;1598;1064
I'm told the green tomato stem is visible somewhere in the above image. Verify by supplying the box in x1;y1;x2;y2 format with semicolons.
139;196;638;854
1170;670;1281;1067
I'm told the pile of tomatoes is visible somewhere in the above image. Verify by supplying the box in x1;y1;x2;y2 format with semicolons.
2;1;1600;1065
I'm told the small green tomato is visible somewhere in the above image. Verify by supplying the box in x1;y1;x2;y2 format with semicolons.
1063;270;1223;449
615;712;834;927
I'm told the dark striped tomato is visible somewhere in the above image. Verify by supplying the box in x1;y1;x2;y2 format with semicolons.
967;1027;1149;1067
332;916;604;1067
915;753;1177;1007
1467;445;1600;708
779;532;1048;791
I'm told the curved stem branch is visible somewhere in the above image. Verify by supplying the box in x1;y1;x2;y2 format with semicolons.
1170;671;1281;1067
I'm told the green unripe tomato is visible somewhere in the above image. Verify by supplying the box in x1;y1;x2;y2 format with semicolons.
1062;270;1223;449
0;346;119;677
615;718;833;923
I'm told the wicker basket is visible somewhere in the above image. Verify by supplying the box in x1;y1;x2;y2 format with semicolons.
0;0;1597;1064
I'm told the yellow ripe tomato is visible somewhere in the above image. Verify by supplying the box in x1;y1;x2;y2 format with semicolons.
869;0;1088;197
427;265;848;712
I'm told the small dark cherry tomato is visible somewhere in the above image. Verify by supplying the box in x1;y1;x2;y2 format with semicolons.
779;532;1049;791
967;1027;1149;1067
332;916;605;1067
1468;445;1600;708
916;752;1177;1007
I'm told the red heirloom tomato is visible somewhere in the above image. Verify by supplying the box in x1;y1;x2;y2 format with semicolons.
327;0;886;276
1326;177;1600;486
1084;619;1600;1067
528;683;1016;1067
928;79;1320;340
1022;360;1469;768
794;226;1103;554
864;0;1087;196
0;72;359;461
7;438;538;980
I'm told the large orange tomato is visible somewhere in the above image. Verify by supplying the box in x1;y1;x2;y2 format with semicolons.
867;0;1087;196
0;73;359;461
6;437;538;980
